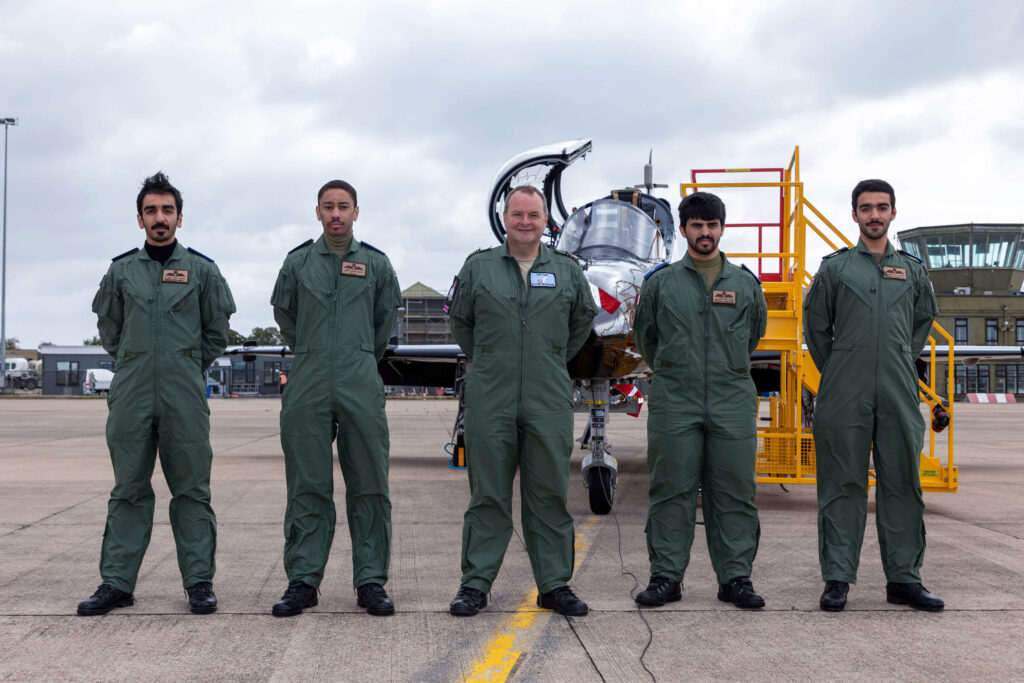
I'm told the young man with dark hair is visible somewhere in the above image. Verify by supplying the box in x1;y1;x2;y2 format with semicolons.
632;191;768;610
270;179;402;617
80;172;235;616
804;179;941;611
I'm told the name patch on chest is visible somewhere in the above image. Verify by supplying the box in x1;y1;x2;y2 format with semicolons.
341;262;367;278
882;266;907;280
530;272;556;287
162;269;189;284
712;289;736;305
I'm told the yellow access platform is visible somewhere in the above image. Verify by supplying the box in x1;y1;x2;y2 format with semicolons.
682;148;958;492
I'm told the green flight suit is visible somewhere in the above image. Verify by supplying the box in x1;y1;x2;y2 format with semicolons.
448;242;597;594
633;253;767;585
91;241;235;593
272;236;401;589
803;239;937;584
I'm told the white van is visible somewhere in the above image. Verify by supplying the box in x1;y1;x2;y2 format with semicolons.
83;368;114;395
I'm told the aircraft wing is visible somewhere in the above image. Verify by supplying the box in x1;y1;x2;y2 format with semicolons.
923;345;1024;359
223;343;466;388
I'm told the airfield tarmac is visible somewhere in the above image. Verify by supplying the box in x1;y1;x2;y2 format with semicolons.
0;397;1022;682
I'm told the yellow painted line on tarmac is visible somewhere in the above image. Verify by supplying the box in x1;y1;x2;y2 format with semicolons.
460;517;599;683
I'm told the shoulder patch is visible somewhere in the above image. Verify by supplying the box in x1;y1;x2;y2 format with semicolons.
289;239;314;254
898;249;924;265
360;241;385;256
822;247;849;260
444;276;459;313
740;264;762;284
187;246;214;262
112;247;139;262
644;262;670;280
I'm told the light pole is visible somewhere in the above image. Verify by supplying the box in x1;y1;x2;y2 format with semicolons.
0;117;16;393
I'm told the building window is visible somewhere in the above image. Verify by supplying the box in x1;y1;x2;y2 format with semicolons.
985;319;998;346
1017;319;1024;345
954;318;968;345
99;361;114;371
966;366;977;393
1010;365;1021;395
996;365;1007;393
955;365;966;395
978;365;990;393
264;361;283;385
56;361;80;386
232;360;255;383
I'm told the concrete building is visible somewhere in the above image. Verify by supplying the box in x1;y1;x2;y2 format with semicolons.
37;346;115;396
897;223;1024;397
397;282;453;344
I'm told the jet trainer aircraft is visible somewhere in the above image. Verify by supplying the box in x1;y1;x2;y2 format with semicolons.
232;139;1024;514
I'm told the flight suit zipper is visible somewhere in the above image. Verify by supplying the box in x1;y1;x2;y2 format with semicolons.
516;257;529;424
330;252;340;398
153;257;163;414
705;270;727;427
872;253;885;408
690;266;717;429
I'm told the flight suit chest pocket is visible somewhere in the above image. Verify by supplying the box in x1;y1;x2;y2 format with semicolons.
339;276;373;305
720;300;752;371
166;284;198;316
655;294;698;365
122;282;152;312
528;282;572;317
838;274;872;307
883;277;912;307
298;276;331;308
477;280;518;316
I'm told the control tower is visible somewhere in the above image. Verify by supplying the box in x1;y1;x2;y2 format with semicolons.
897;223;1024;396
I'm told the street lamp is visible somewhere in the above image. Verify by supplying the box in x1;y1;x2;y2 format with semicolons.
0;117;17;393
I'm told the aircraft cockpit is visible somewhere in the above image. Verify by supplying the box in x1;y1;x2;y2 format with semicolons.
560;197;675;264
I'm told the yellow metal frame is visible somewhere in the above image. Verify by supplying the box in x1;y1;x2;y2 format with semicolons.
681;147;958;492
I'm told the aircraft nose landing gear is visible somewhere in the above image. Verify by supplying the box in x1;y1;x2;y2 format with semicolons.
580;379;618;515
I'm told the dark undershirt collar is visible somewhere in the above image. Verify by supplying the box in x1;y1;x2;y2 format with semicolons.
145;240;177;265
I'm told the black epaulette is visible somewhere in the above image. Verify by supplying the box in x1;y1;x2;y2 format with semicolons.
187;246;214;262
898;249;923;265
464;247;488;261
360;241;385;255
822;247;849;259
289;239;314;254
112;247;139;262
644;262;670;280
740;264;761;284
553;247;584;266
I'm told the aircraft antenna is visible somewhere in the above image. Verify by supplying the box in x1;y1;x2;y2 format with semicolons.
634;149;667;193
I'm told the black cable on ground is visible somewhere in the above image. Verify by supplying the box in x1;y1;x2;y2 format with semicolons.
609;497;657;683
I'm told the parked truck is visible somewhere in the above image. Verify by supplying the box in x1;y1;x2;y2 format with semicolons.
3;357;40;390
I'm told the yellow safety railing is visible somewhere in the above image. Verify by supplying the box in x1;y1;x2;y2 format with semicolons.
681;146;957;492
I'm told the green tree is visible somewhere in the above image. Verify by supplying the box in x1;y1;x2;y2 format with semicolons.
4;337;18;350
227;327;283;345
249;326;283;344
83;335;103;345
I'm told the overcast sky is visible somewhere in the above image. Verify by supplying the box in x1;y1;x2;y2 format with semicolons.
2;0;1023;348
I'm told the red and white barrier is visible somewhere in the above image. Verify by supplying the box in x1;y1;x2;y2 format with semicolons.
965;393;1017;404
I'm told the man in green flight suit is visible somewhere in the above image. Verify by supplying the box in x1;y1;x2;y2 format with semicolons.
632;191;768;609
804;179;942;612
270;179;402;617
79;172;235;616
447;185;598;617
